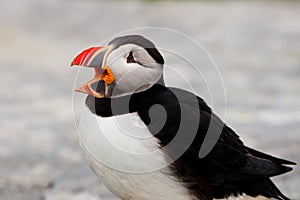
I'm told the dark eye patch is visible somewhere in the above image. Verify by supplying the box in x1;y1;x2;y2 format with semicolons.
126;51;136;63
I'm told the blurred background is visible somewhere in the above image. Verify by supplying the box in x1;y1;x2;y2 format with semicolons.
1;0;299;199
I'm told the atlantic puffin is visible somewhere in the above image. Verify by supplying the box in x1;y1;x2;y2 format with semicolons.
71;35;295;200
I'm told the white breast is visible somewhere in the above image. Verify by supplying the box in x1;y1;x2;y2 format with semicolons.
77;104;271;200
77;104;194;200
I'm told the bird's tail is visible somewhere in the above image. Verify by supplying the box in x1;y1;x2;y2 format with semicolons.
240;147;296;199
240;178;291;200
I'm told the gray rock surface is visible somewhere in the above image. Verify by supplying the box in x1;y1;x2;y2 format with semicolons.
1;0;299;199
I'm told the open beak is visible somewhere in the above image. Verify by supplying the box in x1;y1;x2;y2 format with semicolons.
71;46;114;98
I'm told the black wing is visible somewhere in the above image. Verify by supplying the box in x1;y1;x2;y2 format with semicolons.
86;84;295;200
130;84;295;200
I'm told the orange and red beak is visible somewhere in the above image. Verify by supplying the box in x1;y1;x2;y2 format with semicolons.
71;46;115;98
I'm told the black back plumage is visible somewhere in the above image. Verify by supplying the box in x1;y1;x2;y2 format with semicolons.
85;84;295;200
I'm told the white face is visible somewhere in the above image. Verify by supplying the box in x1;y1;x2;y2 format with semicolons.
105;44;163;98
72;38;164;99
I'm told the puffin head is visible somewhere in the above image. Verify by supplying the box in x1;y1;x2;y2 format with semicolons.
71;35;164;98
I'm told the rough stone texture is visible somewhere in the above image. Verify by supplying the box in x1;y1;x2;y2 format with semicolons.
0;0;299;199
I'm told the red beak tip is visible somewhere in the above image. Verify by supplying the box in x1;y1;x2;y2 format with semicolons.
70;59;79;66
71;55;84;66
71;47;103;67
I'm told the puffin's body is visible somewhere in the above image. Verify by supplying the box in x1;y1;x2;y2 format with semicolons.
71;35;295;200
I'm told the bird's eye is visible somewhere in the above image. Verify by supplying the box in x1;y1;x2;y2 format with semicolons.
126;51;136;63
